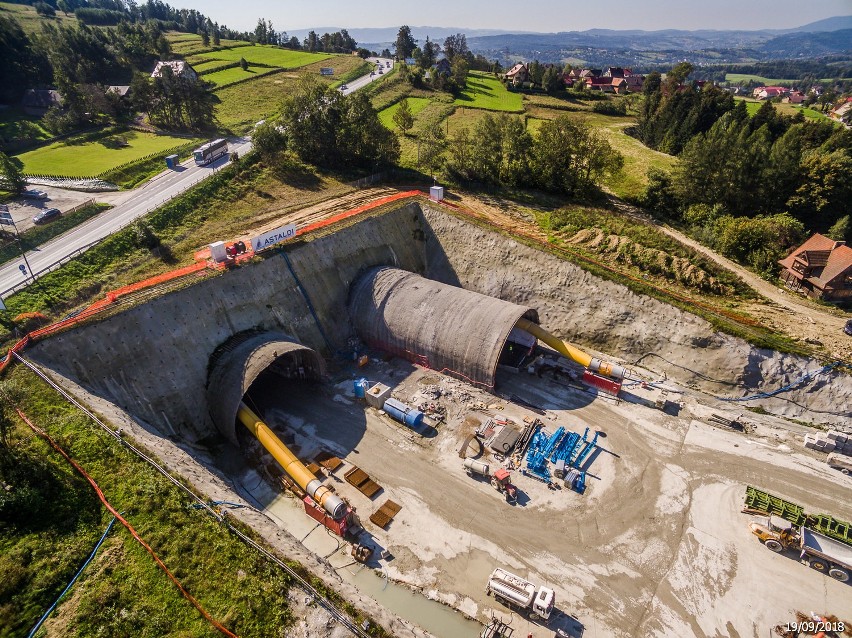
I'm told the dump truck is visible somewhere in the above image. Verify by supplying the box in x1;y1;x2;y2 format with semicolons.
485;568;555;621
749;516;852;582
827;452;852;475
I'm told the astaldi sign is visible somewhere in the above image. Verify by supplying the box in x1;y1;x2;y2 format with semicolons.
251;224;297;251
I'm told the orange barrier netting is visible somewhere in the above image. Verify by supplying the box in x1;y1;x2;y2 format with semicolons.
15;407;239;638
297;190;421;237
1;187;760;377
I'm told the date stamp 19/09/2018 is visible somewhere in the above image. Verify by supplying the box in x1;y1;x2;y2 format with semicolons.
784;621;845;634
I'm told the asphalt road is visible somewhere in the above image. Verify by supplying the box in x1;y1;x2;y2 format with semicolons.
0;57;393;299
339;57;393;95
0;137;252;298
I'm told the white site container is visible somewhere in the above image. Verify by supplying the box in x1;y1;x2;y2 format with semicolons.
429;185;444;201
209;241;227;262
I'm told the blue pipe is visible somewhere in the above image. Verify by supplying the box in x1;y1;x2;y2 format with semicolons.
27;516;117;638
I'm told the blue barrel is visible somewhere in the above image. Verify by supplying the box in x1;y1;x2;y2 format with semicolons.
353;378;368;399
404;407;424;428
383;398;424;428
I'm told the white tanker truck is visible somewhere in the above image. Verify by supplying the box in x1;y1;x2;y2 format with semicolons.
485;568;555;621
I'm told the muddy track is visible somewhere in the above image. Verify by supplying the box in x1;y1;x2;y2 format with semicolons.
607;198;852;363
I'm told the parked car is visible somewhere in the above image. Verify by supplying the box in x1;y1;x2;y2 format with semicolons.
339;84;348;91
845;319;852;336
32;208;61;224
24;189;48;200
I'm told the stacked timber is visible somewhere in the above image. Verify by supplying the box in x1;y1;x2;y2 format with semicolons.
804;430;852;455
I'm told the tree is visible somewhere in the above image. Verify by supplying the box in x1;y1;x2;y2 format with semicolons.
393;98;414;135
443;33;468;62
34;2;55;17
532;116;623;196
394;25;416;60
419;36;438;70
418;124;446;182
239;57;248;71
212;25;220;46
450;57;469;93
542;66;562;95
0;153;25;195
201;30;210;47
826;215;850;242
57;0;69;15
280;75;398;168
252;120;287;160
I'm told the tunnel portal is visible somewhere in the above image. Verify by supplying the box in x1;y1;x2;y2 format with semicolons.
206;331;325;445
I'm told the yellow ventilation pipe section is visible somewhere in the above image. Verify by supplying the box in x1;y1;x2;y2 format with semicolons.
237;402;347;520
515;318;631;380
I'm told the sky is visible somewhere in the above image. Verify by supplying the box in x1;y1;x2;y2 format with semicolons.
173;0;852;33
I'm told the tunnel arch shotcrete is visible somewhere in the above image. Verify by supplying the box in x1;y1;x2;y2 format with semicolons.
348;267;540;388
206;331;326;445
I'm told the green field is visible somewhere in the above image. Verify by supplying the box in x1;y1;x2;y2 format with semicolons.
15;130;202;177
0;108;53;150
165;31;248;55
726;74;798;85
214;74;297;131
735;97;831;121
203;65;281;88
378;97;432;129
726;73;852;85
0;1;77;35
454;72;524;112
193;45;331;69
193;59;237;74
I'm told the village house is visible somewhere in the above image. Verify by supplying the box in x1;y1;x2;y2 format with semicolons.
778;233;852;302
504;62;529;86
783;90;805;104
585;76;615;92
432;58;452;77
753;86;788;100
21;89;64;116
829;97;852;122
151;60;198;81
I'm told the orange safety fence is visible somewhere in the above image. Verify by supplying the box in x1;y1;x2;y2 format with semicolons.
15;407;240;638
297;190;422;237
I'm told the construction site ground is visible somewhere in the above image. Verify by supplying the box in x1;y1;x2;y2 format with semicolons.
229;355;852;638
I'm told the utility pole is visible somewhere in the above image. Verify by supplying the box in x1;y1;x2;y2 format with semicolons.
0;209;35;283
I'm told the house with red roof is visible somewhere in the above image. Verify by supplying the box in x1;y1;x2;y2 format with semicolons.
778;234;852;302
752;86;788;100
504;63;529;86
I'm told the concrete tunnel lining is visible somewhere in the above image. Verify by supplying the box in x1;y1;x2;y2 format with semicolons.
348;267;539;388
206;332;326;445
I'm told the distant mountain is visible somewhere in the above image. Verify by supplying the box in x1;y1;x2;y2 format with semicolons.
286;26;524;44
290;18;852;67
788;15;852;32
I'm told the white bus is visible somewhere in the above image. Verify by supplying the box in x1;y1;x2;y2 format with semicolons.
193;138;228;166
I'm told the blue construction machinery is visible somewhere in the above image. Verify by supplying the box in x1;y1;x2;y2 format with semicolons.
568;428;589;465
550;430;580;464
572;431;599;469
525;429;552;482
541;427;565;459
